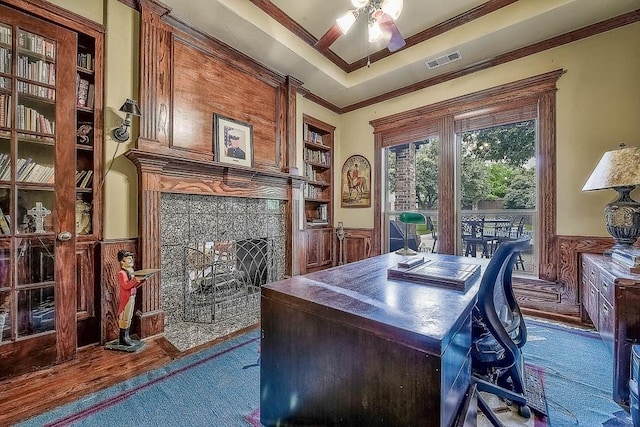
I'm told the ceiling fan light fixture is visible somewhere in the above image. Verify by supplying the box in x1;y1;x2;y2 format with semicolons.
381;0;403;20
351;0;369;8
337;10;358;34
368;21;383;42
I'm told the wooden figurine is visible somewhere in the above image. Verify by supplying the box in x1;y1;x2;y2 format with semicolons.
105;250;155;352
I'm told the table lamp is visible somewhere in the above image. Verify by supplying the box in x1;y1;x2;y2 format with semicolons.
582;143;640;254
395;212;425;256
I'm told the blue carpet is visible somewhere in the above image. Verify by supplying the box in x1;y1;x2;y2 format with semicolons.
17;319;634;427
18;330;261;427
524;318;633;427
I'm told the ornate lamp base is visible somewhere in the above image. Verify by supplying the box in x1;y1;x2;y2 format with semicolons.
605;186;640;254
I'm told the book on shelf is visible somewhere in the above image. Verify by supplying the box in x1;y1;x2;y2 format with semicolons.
388;258;481;291
0;208;9;235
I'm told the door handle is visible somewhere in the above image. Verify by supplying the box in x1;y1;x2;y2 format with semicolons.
58;231;72;241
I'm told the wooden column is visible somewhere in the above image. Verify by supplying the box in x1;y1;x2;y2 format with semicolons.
538;90;558;282
438;115;455;255
286;76;304;277
129;156;167;338
137;0;171;149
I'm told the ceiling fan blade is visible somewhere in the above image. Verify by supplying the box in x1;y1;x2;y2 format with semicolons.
315;22;343;51
378;13;405;52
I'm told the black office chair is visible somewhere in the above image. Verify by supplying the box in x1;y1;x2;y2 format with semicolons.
471;237;532;426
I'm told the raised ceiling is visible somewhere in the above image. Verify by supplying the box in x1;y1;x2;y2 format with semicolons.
157;0;640;112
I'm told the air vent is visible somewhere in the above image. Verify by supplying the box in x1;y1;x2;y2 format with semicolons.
425;50;462;70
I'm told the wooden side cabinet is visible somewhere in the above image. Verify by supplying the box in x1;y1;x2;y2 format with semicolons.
305;228;334;273
580;253;640;405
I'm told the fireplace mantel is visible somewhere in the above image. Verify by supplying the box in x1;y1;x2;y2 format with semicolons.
124;148;304;338
125;149;303;199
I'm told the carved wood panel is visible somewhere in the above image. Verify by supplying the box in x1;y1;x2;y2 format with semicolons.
172;39;279;167
341;228;373;264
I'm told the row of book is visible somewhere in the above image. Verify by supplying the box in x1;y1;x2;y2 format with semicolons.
77;52;94;71
0;155;54;183
16;104;54;134
0;25;11;46
76;74;94;108
0;47;10;74
17;56;56;86
18;81;56;101
75;169;93;188
303;124;325;145
18;30;55;59
303;182;326;199
0;94;11;128
303;164;324;182
304;148;330;165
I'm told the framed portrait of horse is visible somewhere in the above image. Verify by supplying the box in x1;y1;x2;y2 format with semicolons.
341;155;371;208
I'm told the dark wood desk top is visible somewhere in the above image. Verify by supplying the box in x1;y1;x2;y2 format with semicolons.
262;252;486;356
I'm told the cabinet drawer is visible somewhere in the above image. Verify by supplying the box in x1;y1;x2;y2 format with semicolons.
599;270;615;305
584;283;599;325
598;295;615;354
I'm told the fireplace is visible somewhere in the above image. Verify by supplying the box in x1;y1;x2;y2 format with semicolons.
160;193;286;350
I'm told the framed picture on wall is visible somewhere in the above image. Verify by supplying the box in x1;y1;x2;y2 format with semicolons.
213;114;254;167
341;155;371;208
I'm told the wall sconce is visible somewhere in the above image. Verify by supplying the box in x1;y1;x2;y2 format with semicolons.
582;143;640;254
111;99;141;143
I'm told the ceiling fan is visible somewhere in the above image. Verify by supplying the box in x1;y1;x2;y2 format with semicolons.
315;0;406;53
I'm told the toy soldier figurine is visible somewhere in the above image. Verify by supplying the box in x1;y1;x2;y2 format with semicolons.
116;250;145;346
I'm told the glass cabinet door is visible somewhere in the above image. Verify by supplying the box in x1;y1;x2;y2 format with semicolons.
14;29;57;338
0;5;77;353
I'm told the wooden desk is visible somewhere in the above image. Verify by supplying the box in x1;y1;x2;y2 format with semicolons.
580;253;640;405
260;252;484;426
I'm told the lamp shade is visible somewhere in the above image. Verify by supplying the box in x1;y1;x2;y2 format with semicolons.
582;145;640;191
119;98;141;117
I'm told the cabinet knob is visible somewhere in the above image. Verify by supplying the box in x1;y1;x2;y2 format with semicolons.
57;231;72;241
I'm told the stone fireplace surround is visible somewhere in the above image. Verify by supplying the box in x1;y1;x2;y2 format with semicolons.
125;149;303;350
160;193;286;350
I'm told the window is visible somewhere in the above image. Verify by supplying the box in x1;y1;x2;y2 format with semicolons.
371;70;562;282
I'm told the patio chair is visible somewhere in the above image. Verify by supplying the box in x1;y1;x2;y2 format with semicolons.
462;215;493;258
426;216;438;253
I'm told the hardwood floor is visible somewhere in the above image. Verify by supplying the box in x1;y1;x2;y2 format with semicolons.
0;324;259;426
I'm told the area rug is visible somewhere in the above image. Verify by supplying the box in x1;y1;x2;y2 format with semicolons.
18;318;634;427
524;318;633;427
17;331;262;427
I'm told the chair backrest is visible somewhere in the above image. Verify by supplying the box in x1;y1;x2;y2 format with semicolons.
475;237;531;367
462;215;485;238
512;216;526;238
426;216;436;235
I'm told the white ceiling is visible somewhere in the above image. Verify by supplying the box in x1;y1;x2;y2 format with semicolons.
157;0;640;109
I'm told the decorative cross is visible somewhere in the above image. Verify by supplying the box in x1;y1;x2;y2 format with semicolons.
27;202;51;233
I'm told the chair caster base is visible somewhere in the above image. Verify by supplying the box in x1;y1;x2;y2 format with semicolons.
518;404;531;419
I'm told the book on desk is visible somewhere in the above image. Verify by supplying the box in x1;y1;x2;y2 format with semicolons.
612;248;640;274
388;257;480;291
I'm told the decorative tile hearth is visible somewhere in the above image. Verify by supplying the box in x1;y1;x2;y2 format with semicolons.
159;193;286;351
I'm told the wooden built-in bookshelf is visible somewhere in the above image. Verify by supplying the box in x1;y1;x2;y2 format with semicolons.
0;0;104;377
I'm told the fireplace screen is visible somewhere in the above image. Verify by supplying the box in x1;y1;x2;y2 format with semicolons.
183;238;274;324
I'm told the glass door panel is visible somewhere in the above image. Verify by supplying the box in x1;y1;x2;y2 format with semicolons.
384;138;439;253
16;236;55;337
17;189;55;234
457;120;538;274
